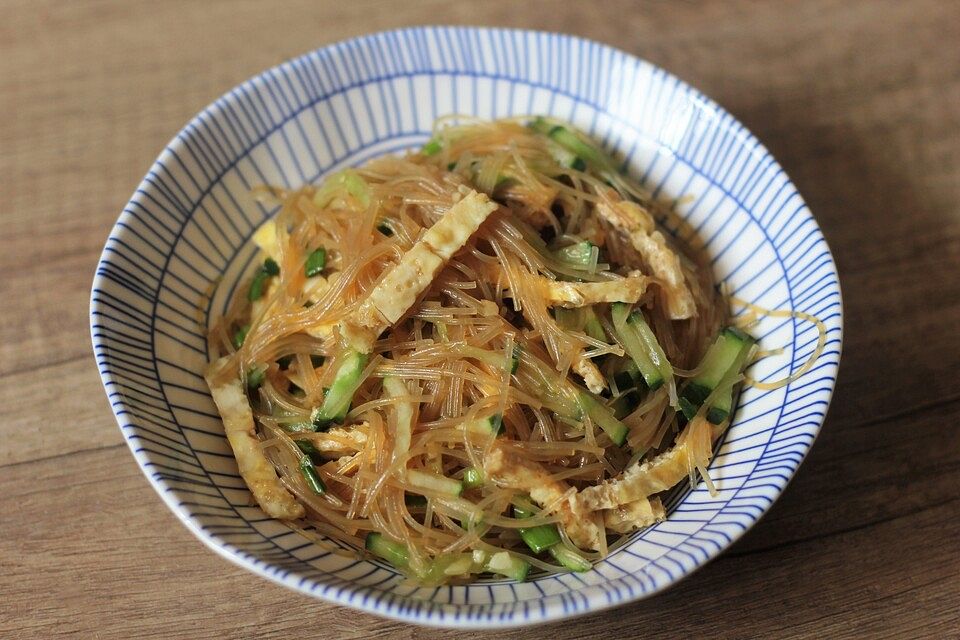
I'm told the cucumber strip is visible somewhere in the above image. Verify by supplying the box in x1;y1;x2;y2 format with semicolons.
419;553;475;582
553;307;584;331
610;388;642;419
518;524;562;554
548;545;592;572
611;303;665;390
484;551;530;581
553;241;594;266
458;345;517;374
679;327;756;424
382;377;414;459
365;532;409;568
510;346;520;374
583;308;607;342
461;414;503;436
554;306;606;343
461;467;484;489
407;469;464;497
577;391;629;446
313;170;371;209
530;117;610;168
627;309;674;382
612;359;641;392
311;350;368;430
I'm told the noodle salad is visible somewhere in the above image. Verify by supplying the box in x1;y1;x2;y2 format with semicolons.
204;117;802;584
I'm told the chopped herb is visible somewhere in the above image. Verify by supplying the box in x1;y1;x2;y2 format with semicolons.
295;439;319;456
304;248;326;277
462;467;484;489
246;366;266;390
299;457;326;494
248;258;280;301
232;325;249;350
422;138;443;156
247;270;269;301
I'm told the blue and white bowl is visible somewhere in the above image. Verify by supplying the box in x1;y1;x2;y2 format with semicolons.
90;27;842;628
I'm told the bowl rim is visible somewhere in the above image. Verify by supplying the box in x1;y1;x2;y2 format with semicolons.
90;25;843;629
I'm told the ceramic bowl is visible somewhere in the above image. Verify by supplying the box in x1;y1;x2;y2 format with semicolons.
91;26;842;628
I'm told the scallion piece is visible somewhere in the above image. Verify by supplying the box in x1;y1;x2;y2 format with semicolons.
299;457;326;495
295;439;319;456
304;248;326;277
462;467;484;489
246;365;266;390
247;270;269;301
232;325;249;350
548;545;592;572
514;503;562;554
553;241;594;266
248;258;280;301
421;138;443;156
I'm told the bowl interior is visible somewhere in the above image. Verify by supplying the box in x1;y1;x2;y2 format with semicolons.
91;27;841;627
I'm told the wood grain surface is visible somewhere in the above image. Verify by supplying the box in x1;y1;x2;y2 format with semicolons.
2;1;958;638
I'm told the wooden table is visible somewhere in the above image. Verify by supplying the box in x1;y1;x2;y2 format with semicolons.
3;1;958;637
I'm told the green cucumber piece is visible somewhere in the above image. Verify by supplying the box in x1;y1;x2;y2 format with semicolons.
530;117;609;168
611;303;666;390
484;551;530;581
583;308;607;342
311;350;368;430
679;327;755;424
407;469;464;497
610;389;642;419
553;241;594;266
577;392;629;446
548;545;592;572
514;502;562;554
462;414;504;436
365;532;409;568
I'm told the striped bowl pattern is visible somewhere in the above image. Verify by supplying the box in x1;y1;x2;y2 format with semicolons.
90;27;842;628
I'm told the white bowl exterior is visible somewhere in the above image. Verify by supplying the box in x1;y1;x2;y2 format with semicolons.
91;27;842;627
